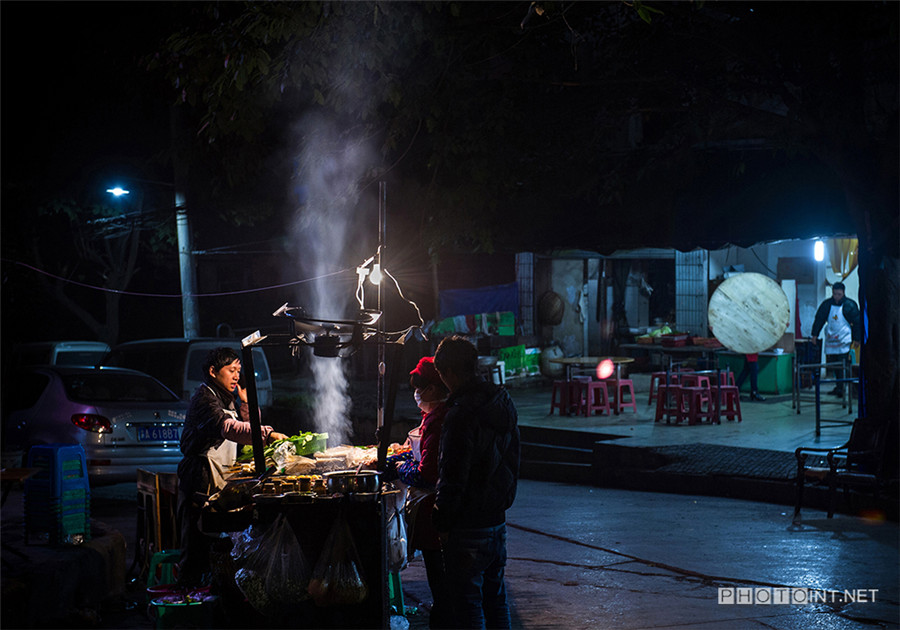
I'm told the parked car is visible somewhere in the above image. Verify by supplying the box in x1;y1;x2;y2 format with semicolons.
11;341;110;368
103;338;273;409
4;366;187;484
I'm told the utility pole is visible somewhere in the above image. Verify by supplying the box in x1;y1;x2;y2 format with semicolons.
171;106;199;338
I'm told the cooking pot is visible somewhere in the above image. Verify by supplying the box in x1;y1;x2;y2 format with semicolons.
324;470;381;494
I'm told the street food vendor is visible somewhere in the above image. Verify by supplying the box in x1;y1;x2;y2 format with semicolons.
176;346;287;587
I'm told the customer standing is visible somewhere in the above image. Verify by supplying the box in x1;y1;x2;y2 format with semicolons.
379;356;451;628
432;336;520;629
176;347;287;587
735;353;765;402
810;282;861;397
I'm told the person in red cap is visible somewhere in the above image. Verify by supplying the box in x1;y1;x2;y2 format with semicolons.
380;356;451;628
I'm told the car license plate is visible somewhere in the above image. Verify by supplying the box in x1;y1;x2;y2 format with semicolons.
138;426;181;442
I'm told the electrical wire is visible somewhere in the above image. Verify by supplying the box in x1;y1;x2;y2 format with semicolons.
2;258;353;298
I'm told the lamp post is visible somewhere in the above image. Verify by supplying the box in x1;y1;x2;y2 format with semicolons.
106;180;199;338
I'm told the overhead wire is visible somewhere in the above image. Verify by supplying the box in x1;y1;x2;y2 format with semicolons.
2;258;353;298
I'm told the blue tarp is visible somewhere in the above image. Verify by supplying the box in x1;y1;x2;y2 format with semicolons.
439;282;519;319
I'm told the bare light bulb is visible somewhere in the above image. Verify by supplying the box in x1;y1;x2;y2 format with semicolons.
369;263;383;285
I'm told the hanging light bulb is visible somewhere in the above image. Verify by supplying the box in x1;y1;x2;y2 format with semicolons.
369;263;383;285
814;240;825;262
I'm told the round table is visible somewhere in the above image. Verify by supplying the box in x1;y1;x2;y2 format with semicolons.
549;356;634;382
549;357;635;415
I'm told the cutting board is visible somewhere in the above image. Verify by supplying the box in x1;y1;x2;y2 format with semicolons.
707;273;790;354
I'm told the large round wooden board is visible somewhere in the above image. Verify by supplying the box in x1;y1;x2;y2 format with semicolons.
708;273;789;354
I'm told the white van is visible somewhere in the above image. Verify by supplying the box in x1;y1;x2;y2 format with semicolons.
103;338;274;408
12;341;111;367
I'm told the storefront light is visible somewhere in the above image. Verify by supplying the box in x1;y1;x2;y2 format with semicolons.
814;240;825;262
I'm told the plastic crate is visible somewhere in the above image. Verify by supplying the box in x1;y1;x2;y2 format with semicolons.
496;345;526;373
25;444;89;496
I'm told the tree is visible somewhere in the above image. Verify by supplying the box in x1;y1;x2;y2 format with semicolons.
150;1;897;453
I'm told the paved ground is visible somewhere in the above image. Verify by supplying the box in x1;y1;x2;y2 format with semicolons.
3;373;895;629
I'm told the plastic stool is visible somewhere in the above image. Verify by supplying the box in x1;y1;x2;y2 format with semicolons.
25;444;89;496
549;380;570;415
716;385;742;422
581;381;611;416
388;570;405;615
677;386;717;425
147;549;181;590
607;379;637;414
654;384;681;423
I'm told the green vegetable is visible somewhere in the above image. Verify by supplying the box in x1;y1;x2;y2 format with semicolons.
236;432;329;463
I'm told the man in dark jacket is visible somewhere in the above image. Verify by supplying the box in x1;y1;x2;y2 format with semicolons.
433;336;520;629
810;282;861;396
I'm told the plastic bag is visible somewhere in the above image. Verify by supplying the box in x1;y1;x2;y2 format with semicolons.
307;515;369;606
385;489;408;572
234;514;311;614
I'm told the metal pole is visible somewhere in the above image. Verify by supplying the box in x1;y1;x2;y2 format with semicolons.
171;106;199;339
241;345;267;476
377;182;386;430
175;192;199;338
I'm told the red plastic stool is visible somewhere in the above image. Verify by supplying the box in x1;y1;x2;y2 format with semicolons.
581;381;611;416
716;385;742;422
648;372;681;405
717;370;736;387
607;378;637;414
677;386;718;425
569;376;593;415
654;384;681;423
549;380;569;415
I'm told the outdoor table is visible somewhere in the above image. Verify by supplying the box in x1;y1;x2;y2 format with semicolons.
549;356;634;383
549;356;635;415
618;343;724;371
794;358;851;414
814;376;857;437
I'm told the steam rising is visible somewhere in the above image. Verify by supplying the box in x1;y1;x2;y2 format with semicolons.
291;115;375;446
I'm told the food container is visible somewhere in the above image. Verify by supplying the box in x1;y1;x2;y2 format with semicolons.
350;492;379;503
408;427;422;460
323;470;381;494
660;333;689;347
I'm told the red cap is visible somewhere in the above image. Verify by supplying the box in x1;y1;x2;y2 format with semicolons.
410;356;442;388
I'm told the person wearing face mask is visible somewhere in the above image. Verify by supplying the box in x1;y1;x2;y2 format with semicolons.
380;356;451;628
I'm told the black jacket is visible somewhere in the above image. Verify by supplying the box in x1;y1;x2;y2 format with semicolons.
811;297;861;343
433;378;520;531
177;379;243;497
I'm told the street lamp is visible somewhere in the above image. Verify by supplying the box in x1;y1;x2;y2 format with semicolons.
105;179;199;338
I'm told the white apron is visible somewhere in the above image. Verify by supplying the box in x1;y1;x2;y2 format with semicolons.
205;404;239;492
823;303;852;355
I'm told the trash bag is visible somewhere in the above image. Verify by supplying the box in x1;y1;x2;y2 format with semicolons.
307;515;369;606
233;514;311;615
385;490;408;572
